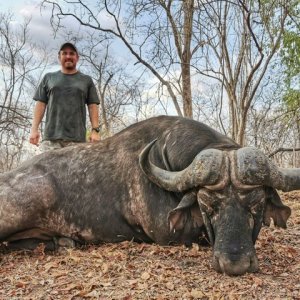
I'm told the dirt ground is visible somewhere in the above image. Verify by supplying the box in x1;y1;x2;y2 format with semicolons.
0;192;299;300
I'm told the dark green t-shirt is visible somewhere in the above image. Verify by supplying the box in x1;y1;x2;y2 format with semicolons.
33;71;100;142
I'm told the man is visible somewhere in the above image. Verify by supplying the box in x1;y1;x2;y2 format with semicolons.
29;42;100;151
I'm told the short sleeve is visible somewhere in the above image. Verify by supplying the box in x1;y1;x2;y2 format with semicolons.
33;75;49;104
86;77;100;105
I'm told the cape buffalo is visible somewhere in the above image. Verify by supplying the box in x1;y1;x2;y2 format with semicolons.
0;116;299;276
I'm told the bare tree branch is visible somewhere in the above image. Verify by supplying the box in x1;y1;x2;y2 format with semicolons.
269;148;300;158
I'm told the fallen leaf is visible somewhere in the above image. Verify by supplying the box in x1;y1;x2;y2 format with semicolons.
101;263;109;273
166;281;174;290
141;272;151;280
190;289;206;298
15;281;27;288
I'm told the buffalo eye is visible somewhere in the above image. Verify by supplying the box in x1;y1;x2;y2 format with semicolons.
248;215;255;229
200;202;214;216
238;189;265;214
249;200;264;216
197;189;220;217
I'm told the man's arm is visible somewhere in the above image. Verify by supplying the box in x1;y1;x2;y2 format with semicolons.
88;103;100;142
29;101;47;146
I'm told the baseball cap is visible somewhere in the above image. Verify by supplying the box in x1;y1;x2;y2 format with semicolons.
59;42;78;53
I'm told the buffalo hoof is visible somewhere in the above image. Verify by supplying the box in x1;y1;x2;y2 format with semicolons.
212;252;259;276
55;237;76;248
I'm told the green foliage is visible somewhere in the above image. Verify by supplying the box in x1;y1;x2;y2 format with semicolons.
283;88;300;110
281;31;300;85
279;1;300;108
281;30;300;108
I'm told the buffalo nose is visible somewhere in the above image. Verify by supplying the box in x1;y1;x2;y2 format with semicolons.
212;253;259;276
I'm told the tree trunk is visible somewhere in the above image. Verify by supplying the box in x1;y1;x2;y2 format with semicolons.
99;92;109;135
181;0;194;118
181;53;193;118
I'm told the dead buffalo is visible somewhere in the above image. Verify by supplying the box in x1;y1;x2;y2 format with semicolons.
0;116;299;276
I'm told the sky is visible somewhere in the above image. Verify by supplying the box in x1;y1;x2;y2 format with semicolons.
0;0;133;66
1;0;86;52
1;1;51;37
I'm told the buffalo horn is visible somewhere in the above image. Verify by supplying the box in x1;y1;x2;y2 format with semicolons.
139;140;227;192
234;147;300;192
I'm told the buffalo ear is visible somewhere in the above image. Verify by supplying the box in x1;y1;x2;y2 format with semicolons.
263;187;291;228
168;191;203;231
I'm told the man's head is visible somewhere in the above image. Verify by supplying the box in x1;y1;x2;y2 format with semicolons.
58;42;79;74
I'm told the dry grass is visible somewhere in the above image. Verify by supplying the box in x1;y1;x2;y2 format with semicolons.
0;192;299;299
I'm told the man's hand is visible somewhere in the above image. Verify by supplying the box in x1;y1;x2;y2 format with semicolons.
29;130;40;146
90;131;100;142
30;101;46;146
